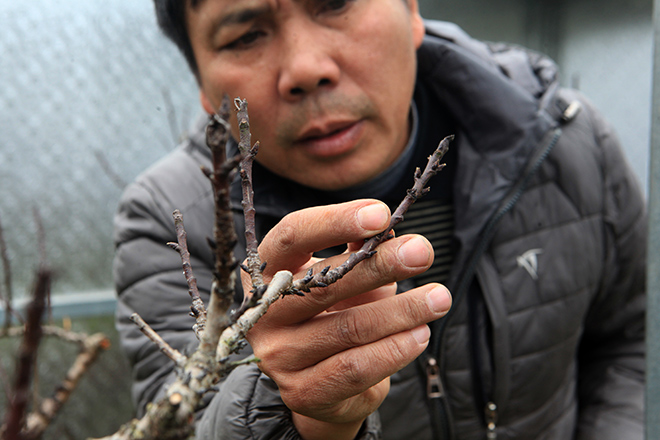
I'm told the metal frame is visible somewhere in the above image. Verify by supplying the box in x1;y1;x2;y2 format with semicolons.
0;290;116;326
648;1;660;436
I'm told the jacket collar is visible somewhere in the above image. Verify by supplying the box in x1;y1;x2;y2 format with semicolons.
419;21;562;280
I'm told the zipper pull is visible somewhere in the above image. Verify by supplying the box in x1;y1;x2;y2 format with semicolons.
485;401;498;439
426;357;444;399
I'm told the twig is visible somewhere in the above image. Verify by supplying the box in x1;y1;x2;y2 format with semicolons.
93;150;128;190
2;266;51;440
167;210;207;339
292;135;453;293
199;97;240;357
0;212;17;331
161;88;180;146
234;98;265;296
130;314;185;367
216;271;292;363
22;333;110;439
32;209;52;325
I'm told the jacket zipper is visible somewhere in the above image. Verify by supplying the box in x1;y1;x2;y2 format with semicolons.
425;355;450;439
485;401;498;439
426;127;562;439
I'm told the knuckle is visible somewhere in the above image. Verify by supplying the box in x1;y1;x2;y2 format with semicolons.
360;255;396;285
399;294;426;321
336;354;367;388
280;376;327;414
281;382;309;408
270;219;297;254
336;310;370;347
382;335;414;367
249;328;290;367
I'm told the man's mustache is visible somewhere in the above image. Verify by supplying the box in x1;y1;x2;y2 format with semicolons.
274;93;376;146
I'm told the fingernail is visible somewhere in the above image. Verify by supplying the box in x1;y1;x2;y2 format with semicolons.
411;325;430;344
397;236;431;268
426;286;451;314
357;204;389;231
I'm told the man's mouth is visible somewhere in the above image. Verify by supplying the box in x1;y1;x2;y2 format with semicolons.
295;120;364;158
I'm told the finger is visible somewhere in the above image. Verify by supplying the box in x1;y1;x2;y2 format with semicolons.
258;200;391;276
291;378;390;427
267;234;434;323
253;284;451;370
278;324;431;417
347;230;396;253
328;282;397;312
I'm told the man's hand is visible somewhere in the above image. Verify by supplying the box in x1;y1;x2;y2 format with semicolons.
243;200;452;440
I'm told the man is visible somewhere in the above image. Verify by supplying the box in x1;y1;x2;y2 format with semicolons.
114;0;647;438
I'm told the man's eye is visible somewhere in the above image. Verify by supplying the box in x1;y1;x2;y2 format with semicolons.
224;30;265;50
318;0;352;14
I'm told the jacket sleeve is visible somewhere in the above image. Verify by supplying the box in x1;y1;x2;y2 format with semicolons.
113;147;383;439
574;98;647;440
114;172;214;415
195;364;382;440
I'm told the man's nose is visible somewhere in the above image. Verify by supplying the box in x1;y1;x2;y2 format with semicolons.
277;25;341;100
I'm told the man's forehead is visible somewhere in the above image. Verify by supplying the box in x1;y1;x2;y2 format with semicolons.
187;0;331;32
189;0;340;14
190;0;287;9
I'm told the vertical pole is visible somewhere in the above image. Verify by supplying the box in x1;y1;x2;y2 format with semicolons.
647;0;660;436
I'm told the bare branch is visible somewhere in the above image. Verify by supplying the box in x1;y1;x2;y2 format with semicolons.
93;150;128;190
130;314;185;367
293;135;453;293
168;210;207;339
0;212;17;331
2;267;51;440
199;96;240;357
216;270;292;362
22;333;110;439
161;87;180;146
3;324;96;344
32;209;52;325
234;98;265;295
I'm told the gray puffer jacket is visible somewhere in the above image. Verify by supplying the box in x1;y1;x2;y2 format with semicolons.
114;22;646;439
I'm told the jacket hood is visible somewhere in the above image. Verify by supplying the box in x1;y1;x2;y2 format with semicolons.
420;20;560;179
417;21;562;282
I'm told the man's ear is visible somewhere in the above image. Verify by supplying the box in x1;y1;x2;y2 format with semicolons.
200;90;215;114
406;0;425;49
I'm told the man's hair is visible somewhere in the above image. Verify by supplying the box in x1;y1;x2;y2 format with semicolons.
153;0;201;78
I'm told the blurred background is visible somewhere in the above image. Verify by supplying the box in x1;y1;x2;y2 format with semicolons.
0;0;653;438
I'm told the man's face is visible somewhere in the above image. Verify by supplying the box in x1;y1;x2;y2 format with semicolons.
187;0;425;190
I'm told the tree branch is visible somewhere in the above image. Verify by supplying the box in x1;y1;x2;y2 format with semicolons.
167;210;207;339
234;98;265;295
130;314;185;367
22;333;109;439
197;97;241;358
292;135;453;293
1;266;50;440
0;213;16;331
98;99;452;440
